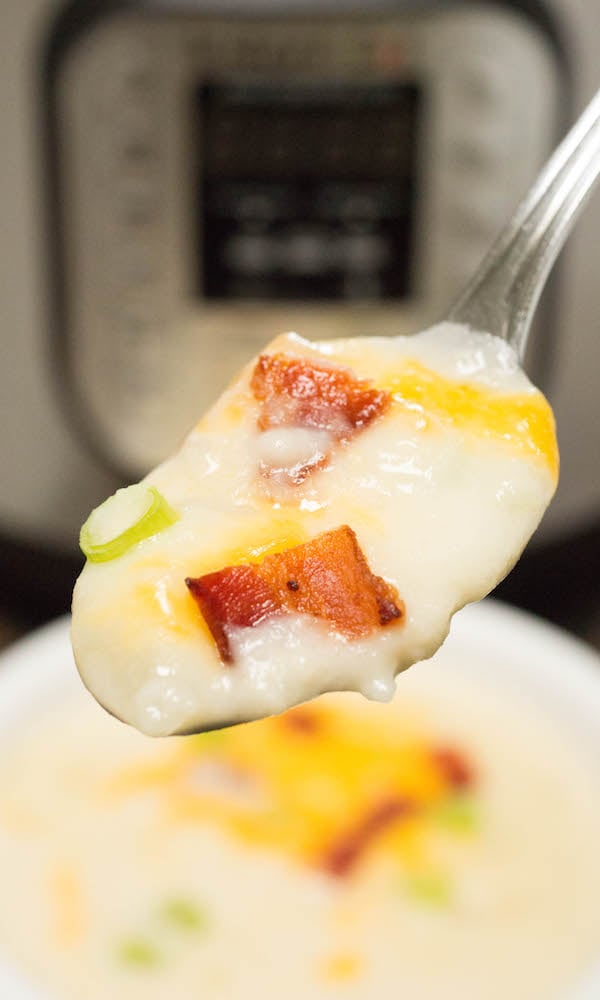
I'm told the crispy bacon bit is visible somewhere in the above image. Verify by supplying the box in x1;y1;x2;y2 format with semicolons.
251;354;390;440
185;525;404;663
280;707;321;735
377;595;403;625
432;747;474;790
250;355;390;487
321;796;414;877
185;566;280;664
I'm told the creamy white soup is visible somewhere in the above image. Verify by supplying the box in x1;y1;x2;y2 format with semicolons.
71;323;558;735
0;631;598;1000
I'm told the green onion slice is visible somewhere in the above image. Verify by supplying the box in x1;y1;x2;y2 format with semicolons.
116;936;162;968
432;794;480;834
404;871;452;908
80;484;179;563
160;897;209;932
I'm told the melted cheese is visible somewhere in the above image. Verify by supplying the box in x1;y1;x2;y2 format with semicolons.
71;323;558;736
384;361;558;477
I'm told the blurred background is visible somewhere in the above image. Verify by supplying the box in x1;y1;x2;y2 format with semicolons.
0;6;599;998
0;0;598;650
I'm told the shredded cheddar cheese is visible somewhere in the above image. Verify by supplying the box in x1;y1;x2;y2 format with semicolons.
48;865;86;949
382;361;558;479
104;700;477;882
320;952;364;983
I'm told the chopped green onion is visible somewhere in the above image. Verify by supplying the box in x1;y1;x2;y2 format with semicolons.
160;897;209;932
80;484;179;563
432;794;480;834
404;871;452;908
116;936;162;968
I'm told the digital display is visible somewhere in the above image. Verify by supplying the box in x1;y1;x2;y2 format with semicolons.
196;81;421;300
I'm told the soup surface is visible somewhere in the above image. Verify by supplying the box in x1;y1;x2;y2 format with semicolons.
1;615;599;1000
71;323;558;735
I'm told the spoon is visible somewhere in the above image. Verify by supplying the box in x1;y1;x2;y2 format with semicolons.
447;86;600;359
72;88;600;738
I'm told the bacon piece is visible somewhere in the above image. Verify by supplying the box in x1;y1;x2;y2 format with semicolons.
431;747;475;790
321;796;414;878
186;526;404;663
251;354;391;440
280;707;321;735
186;566;280;664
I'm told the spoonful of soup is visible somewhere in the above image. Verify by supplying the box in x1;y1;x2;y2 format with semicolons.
71;88;600;736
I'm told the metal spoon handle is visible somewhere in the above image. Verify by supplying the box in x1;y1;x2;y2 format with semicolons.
447;88;600;359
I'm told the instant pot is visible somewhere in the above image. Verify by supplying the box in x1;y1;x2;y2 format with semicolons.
0;0;598;630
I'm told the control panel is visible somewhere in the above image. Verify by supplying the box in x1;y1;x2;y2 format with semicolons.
53;5;560;475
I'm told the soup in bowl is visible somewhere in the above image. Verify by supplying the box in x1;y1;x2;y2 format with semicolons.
0;601;598;999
